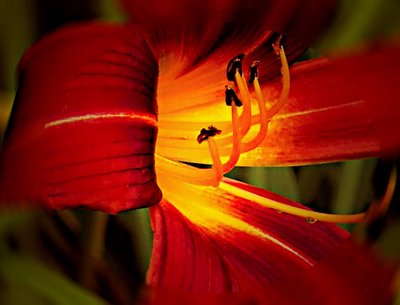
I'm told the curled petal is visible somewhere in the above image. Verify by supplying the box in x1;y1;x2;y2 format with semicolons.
0;23;162;213
148;173;348;292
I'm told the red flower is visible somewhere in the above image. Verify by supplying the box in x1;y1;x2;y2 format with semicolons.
0;1;398;304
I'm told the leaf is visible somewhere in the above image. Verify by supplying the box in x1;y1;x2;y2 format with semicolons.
233;167;300;202
0;255;108;305
317;0;400;51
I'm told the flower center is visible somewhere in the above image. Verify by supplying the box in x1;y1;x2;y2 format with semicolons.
155;38;396;224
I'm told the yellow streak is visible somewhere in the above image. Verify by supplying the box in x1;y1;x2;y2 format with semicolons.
45;112;158;128
186;200;313;266
274;100;364;120
155;154;216;186
241;77;268;152
219;182;366;224
158;176;313;265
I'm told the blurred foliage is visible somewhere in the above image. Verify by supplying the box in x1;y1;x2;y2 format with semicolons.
0;255;107;305
318;0;400;52
0;0;399;304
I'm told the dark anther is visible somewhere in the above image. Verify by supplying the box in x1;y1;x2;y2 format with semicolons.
272;34;285;56
225;85;243;107
248;61;260;85
226;53;245;82
197;126;222;144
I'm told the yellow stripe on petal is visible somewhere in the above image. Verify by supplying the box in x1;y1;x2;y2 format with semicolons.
157;172;316;266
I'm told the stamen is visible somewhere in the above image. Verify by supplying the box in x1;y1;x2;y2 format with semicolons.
226;54;253;137
222;104;241;173
226;54;245;82
241;74;268;152
206;137;224;186
266;45;290;119
225;85;243;107
196;105;242;186
196;126;224;186
195;45;291;183
239;44;290;153
248;61;260;85
197;126;222;144
159;43;290;189
272;34;284;56
365;166;397;223
234;71;252;137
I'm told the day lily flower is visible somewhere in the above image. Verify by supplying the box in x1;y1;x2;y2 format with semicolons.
0;0;399;304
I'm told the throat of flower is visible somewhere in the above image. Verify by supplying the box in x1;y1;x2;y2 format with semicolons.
158;42;397;224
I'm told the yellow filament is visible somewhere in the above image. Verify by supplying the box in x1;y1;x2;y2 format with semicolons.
190;46;291;183
222;104;242;173
207;138;224;186
197;104;242;186
365;166;397;222
220;166;397;224
234;71;252;137
219;182;366;224
266;46;290;119
239;46;290;153
241;76;268;152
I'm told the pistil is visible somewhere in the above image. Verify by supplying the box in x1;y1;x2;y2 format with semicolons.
219;166;397;224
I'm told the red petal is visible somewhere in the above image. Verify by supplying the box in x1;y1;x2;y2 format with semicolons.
239;44;400;165
147;177;394;303
136;286;257;305
148;200;238;293
122;0;337;44
248;240;395;305
121;0;337;78
148;176;348;292
0;23;162;213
